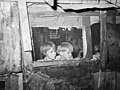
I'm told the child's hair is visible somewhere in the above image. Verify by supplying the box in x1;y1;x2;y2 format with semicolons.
40;41;55;55
57;42;73;54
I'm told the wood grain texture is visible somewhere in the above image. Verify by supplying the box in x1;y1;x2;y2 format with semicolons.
100;11;107;70
18;0;32;51
82;16;93;59
0;2;21;73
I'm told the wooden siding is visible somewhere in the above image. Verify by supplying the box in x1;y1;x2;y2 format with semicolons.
0;2;21;73
18;0;32;51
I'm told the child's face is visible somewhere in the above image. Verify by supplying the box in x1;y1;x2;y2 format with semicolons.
60;49;73;60
46;48;56;60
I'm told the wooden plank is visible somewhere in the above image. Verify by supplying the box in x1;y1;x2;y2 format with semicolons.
18;0;33;74
18;73;23;90
82;26;87;58
82;16;93;59
33;59;86;67
0;0;46;2
94;71;116;90
23;52;33;67
28;11;100;17
0;0;105;3
112;12;116;29
117;72;120;90
27;0;92;3
0;0;119;8
26;0;109;4
0;0;17;1
0;0;118;7
58;4;117;9
18;0;32;51
5;74;19;90
0;2;22;72
100;11;107;70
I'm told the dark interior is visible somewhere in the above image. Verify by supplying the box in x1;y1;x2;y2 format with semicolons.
32;27;83;60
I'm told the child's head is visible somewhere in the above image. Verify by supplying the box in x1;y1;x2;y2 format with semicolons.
40;41;56;60
57;42;73;60
94;44;100;54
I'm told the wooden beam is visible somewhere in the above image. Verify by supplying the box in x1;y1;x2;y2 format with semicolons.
100;11;107;70
0;0;117;9
82;16;93;59
18;73;23;90
0;0;118;7
0;0;105;3
26;0;98;3
28;11;100;17
33;59;85;67
18;0;32;51
107;0;120;6
112;11;116;29
0;0;45;2
0;0;17;1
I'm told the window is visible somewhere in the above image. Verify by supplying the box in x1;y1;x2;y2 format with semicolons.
32;26;85;61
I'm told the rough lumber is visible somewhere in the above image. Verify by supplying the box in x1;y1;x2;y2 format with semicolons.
33;60;83;67
18;73;23;90
32;58;97;67
82;16;93;59
18;0;32;51
0;2;21;73
100;11;107;69
28;11;100;17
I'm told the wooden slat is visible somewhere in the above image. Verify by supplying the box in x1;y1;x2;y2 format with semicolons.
23;52;33;67
28;11;100;17
18;0;32;51
57;4;117;9
82;26;87;58
5;74;19;90
0;0;105;3
0;0;117;9
18;73;23;90
100;11;107;70
33;59;85;67
0;0;45;2
0;0;119;7
0;2;22;72
0;0;17;1
82;16;93;59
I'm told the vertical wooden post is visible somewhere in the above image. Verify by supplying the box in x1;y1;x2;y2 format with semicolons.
100;11;107;70
18;0;33;90
18;0;33;66
18;73;23;90
112;11;116;30
18;0;32;52
82;16;93;59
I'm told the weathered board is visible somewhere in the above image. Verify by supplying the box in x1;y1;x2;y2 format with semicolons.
0;2;21;73
24;60;100;90
82;16;93;59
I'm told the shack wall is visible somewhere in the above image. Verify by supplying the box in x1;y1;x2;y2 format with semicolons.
0;2;21;73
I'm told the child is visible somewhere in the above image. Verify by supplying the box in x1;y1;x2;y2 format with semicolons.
92;45;100;61
40;41;56;61
55;42;73;60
